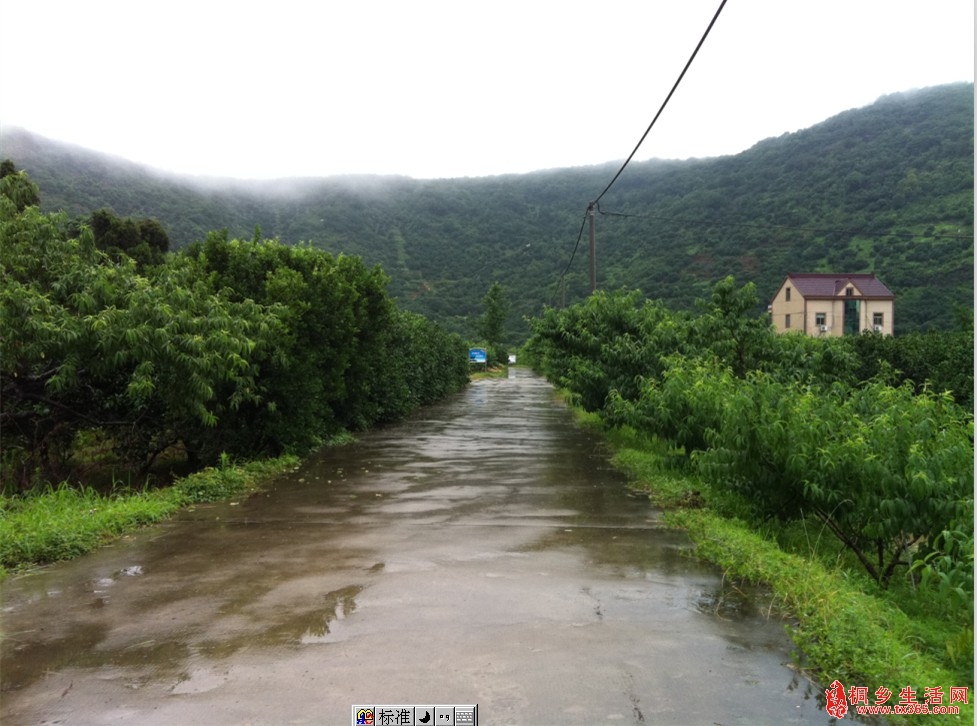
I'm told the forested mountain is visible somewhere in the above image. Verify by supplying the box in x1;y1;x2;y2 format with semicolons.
2;83;972;338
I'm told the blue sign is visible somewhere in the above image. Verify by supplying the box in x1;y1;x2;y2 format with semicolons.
469;348;487;364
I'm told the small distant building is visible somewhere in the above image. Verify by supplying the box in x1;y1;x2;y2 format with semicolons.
769;273;895;337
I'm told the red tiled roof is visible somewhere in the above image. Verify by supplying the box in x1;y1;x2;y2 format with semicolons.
784;273;894;299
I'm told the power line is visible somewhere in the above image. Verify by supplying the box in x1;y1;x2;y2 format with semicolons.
593;0;729;205
554;211;591;306
561;211;590;280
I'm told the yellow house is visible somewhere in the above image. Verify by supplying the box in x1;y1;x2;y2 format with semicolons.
770;273;895;336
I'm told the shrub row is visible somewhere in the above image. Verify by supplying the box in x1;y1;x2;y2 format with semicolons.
1;178;471;491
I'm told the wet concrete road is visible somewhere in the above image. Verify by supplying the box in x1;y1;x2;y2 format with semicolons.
2;369;831;725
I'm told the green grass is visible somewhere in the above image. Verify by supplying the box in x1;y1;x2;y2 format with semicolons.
469;364;509;380
0;484;178;574
604;424;974;725
0;454;298;578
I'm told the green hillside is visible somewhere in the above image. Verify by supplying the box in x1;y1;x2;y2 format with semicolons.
2;83;972;339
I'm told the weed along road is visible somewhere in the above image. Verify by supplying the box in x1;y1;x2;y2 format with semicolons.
2;369;831;725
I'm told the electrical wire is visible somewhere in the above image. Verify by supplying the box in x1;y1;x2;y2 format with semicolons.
593;0;728;206
553;211;592;305
561;211;591;280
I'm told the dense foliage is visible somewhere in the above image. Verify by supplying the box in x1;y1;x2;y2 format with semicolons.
525;281;974;600
0;175;470;491
181;232;471;454
88;208;170;269
847;328;975;410
3;84;972;338
0;160;40;211
475;281;511;364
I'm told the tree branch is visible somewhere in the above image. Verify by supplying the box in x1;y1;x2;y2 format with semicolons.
814;506;880;582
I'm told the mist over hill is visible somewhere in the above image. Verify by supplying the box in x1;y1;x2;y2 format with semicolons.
2;83;972;339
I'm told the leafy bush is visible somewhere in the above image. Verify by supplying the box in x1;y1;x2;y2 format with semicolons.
697;377;973;588
606;356;734;457
0;201;279;486
183;234;470;455
847;330;974;410
526;288;686;411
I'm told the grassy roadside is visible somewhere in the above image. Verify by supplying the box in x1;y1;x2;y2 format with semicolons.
575;410;974;725
469;364;509;380
0;454;299;580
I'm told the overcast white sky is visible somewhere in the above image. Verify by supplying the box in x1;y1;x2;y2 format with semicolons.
1;1;973;180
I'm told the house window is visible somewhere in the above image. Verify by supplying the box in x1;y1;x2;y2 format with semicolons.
845;287;854;296
785;287;791;302
815;312;826;327
785;314;791;329
873;312;884;328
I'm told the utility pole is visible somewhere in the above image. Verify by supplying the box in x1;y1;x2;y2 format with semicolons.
588;202;597;293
